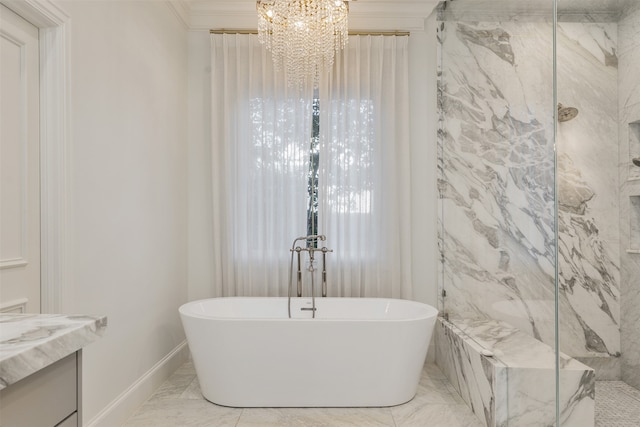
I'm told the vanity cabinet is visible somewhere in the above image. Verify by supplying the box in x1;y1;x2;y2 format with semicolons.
0;351;81;427
0;314;105;427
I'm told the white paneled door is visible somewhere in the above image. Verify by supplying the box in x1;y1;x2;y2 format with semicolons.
0;4;40;313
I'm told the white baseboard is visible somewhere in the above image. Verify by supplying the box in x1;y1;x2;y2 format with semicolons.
85;341;190;427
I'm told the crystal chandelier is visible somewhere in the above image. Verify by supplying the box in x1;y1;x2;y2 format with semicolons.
257;0;349;88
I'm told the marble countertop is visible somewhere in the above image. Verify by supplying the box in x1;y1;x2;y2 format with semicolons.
0;313;107;390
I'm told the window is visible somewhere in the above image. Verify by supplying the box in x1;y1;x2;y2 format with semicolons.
211;33;411;297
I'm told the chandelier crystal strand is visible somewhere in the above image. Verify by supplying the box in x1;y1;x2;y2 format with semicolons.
257;0;349;88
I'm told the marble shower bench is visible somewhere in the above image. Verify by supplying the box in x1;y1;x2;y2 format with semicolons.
434;317;594;427
0;314;107;426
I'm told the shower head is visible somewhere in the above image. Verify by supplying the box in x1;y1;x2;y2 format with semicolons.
633;158;640;167
558;103;579;122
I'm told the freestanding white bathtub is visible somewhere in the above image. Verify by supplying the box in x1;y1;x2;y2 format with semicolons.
179;297;438;408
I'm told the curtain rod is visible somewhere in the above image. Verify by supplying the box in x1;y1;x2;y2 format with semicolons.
209;29;410;36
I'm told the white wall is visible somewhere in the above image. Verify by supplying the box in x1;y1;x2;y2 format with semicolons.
187;15;440;306
187;29;215;303
410;14;439;306
58;1;189;424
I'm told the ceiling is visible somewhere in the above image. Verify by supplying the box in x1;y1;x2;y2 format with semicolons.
170;0;635;31
170;0;442;31
437;0;634;22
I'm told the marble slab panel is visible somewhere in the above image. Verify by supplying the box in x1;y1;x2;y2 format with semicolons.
0;313;107;389
437;19;621;366
576;356;620;380
618;3;640;80
435;317;595;427
505;365;594;427
434;318;507;426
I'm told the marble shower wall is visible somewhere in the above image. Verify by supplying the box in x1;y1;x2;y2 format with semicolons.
618;2;640;390
437;18;621;362
556;20;621;367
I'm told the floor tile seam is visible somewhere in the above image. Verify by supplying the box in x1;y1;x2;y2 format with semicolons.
432;377;463;398
233;408;244;427
389;407;399;427
409;391;467;406
148;395;184;401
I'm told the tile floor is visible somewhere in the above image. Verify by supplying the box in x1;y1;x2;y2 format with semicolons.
595;381;640;427
122;361;482;427
123;361;640;426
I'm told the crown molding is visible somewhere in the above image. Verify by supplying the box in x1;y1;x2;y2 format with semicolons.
1;0;69;27
181;0;440;32
167;0;191;28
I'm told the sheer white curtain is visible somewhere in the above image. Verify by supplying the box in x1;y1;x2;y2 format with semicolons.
210;34;411;298
211;34;313;296
318;35;411;298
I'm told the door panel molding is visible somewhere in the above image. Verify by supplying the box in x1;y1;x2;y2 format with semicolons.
1;24;30;271
1;4;40;310
2;0;71;314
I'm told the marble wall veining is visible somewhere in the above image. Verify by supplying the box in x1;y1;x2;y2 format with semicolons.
434;317;594;427
618;2;640;391
556;20;621;364
437;16;621;368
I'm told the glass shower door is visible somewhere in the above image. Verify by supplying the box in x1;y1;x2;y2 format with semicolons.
435;0;559;425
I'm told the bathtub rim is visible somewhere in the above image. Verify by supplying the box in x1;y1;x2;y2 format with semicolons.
179;296;438;322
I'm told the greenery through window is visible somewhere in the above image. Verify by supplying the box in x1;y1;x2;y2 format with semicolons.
307;94;320;247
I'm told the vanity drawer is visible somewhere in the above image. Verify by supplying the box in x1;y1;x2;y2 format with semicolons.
0;352;78;427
